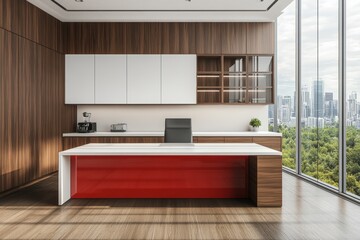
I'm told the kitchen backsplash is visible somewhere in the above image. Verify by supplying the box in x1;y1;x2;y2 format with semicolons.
77;105;269;132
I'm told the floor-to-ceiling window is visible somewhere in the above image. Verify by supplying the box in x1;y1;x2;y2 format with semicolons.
346;0;360;197
273;0;359;201
273;1;296;170
300;0;339;188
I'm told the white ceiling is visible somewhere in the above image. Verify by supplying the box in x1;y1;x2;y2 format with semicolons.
27;0;293;22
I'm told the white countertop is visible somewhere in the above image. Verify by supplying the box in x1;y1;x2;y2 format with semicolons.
59;143;282;156
63;131;282;137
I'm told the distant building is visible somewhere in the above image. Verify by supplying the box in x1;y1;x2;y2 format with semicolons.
312;80;324;118
307;117;324;128
324;92;335;120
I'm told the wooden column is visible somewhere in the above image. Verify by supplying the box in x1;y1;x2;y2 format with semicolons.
249;156;282;207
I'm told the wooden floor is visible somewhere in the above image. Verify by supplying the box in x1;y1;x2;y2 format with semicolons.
0;173;360;240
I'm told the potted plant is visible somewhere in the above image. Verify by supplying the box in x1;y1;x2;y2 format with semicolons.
249;118;261;132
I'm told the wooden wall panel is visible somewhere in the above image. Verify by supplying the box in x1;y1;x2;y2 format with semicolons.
18;38;38;184
0;0;26;36
64;23;94;54
62;22;275;55
195;23;222;54
0;0;62;52
0;1;77;193
0;29;19;192
92;23;126;54
64;23;127;54
247;22;275;54
161;23;195;54
221;23;247;54
126;23;162;54
25;3;62;53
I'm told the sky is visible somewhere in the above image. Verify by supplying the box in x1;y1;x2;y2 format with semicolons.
277;0;360;101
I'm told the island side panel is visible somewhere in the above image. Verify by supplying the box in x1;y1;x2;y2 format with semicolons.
249;155;282;207
58;155;71;205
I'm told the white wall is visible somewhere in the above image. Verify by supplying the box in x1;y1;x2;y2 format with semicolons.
77;105;269;132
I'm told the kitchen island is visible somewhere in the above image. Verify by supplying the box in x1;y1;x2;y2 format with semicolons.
59;143;282;207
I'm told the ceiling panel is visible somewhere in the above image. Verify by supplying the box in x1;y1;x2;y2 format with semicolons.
52;0;277;11
26;0;293;22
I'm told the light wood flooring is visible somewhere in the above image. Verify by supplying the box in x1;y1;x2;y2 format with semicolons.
0;172;360;240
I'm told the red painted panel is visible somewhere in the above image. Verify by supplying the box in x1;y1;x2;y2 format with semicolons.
71;155;248;198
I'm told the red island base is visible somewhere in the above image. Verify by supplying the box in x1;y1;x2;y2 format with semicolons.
70;155;249;199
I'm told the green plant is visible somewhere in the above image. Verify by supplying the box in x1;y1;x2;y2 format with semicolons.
249;118;262;128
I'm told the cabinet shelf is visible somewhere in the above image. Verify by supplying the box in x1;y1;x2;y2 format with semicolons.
197;71;221;75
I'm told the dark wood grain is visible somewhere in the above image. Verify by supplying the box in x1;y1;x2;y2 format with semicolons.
0;0;63;53
161;23;196;54
25;2;62;53
61;22;274;55
195;23;222;54
253;137;282;151
126;23;162;54
63;23;94;54
62;137;164;150
0;2;76;193
221;23;247;54
224;137;253;143
0;0;26;36
92;23;126;54
196;137;225;143
249;156;282;207
0;29;19;191
247;22;275;54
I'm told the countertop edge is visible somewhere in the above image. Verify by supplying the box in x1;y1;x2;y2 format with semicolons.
62;131;283;137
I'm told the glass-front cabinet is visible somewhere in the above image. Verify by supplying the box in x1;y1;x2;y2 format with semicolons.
223;56;247;103
197;56;222;104
248;56;273;104
197;55;274;104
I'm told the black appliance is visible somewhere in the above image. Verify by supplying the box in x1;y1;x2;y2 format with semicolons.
77;112;97;133
77;122;97;133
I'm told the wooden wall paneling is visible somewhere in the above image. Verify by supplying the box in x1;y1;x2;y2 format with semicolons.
161;23;196;54
92;23;126;54
253;137;282;151
64;23;94;54
247;23;275;54
0;29;19;192
249;156;282;207
0;0;26;36
195;23;222;54
25;3;62;53
18;37;38;185
126;23;162;54
221;23;247;54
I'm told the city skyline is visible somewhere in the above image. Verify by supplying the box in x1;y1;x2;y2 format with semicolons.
277;1;360;99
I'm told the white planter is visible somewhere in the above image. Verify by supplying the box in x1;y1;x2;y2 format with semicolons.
250;126;260;132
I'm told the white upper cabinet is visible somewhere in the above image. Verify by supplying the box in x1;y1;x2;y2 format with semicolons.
95;55;127;104
65;55;95;104
161;55;197;104
65;54;197;105
127;55;161;104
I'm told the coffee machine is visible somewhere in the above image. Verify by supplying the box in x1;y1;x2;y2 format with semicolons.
77;112;97;133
